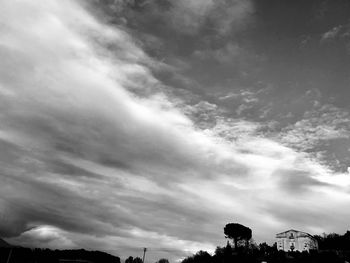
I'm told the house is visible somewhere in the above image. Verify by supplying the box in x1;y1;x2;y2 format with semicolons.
276;229;318;252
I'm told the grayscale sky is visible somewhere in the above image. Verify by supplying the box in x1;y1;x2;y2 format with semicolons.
1;0;350;262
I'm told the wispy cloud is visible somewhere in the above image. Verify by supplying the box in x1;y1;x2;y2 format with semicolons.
170;0;254;35
321;25;343;41
278;104;350;171
99;0;254;36
320;23;350;42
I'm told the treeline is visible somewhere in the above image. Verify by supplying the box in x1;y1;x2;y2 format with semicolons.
181;223;350;263
125;257;169;263
181;243;350;263
0;247;120;263
315;231;350;250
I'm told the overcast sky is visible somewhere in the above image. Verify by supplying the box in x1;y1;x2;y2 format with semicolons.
1;0;350;262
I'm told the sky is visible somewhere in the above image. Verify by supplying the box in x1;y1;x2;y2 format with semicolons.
1;0;350;262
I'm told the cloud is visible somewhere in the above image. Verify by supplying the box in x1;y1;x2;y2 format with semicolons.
321;25;343;41
280;104;349;148
206;0;254;35
169;0;215;34
1;1;350;262
92;0;254;36
193;43;242;63
132;0;254;36
278;104;350;171
320;23;350;42
0;0;249;258
8;226;75;248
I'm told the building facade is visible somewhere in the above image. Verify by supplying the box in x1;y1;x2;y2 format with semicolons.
276;229;318;252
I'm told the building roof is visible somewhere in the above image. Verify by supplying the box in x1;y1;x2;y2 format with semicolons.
276;229;316;240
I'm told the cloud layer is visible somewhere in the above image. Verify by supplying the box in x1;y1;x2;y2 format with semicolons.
1;1;350;262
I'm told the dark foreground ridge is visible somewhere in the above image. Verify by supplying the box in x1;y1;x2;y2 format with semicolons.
0;239;120;263
0;238;12;248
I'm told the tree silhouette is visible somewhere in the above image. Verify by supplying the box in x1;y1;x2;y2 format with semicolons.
125;256;134;263
224;223;252;249
182;251;212;263
155;258;169;263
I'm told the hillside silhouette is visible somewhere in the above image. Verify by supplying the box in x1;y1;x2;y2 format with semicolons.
0;239;120;263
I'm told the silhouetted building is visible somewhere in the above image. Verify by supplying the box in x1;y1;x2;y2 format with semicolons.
276;229;318;252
